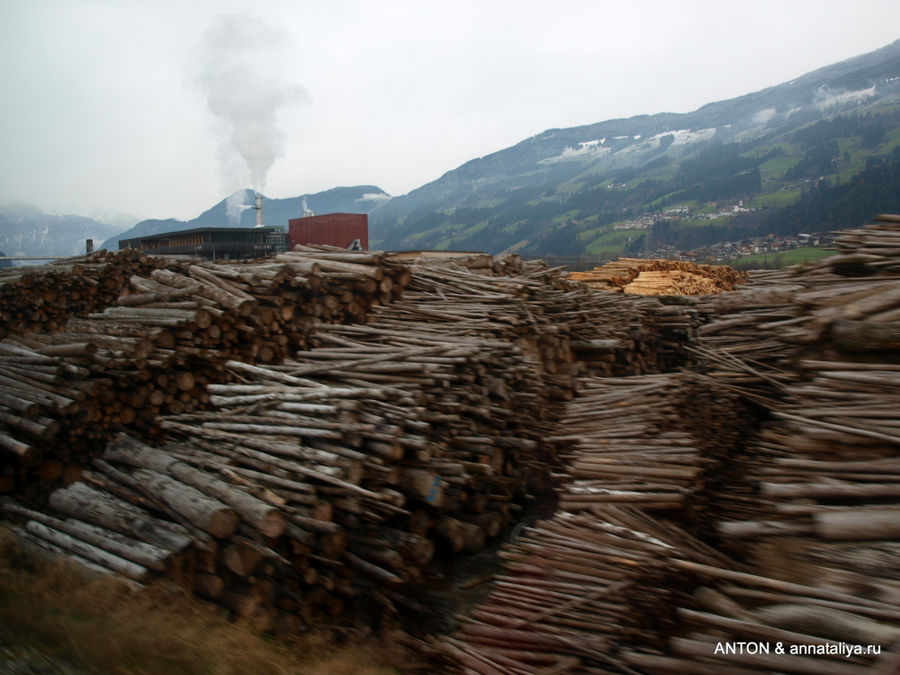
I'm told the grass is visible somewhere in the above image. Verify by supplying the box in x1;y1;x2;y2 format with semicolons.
584;228;644;256
759;154;800;180
732;246;835;269
748;188;803;209
0;529;403;675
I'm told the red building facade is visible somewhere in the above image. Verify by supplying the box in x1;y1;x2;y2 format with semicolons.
288;213;368;250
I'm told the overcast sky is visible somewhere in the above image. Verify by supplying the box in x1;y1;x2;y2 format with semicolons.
1;0;899;225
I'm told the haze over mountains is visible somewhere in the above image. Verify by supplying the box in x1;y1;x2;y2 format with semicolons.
0;201;121;260
4;40;900;262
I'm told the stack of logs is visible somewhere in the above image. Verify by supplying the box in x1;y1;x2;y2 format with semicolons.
426;363;900;672
691;214;900;670
538;283;702;377
0;242;742;648
570;257;747;295
0;249;167;339
705;219;900;578
0;248;411;495
549;372;753;528
424;215;900;673
0;250;626;632
414;503;753;673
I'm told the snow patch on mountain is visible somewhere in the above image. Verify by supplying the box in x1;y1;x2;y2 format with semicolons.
539;139;612;164
814;85;876;109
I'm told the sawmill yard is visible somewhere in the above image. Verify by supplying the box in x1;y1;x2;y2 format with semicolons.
1;217;900;673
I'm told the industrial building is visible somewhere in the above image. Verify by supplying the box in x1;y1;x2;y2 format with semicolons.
119;196;368;259
289;213;368;250
119;226;287;260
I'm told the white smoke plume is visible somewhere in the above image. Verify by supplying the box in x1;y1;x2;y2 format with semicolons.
226;190;252;225
194;14;308;203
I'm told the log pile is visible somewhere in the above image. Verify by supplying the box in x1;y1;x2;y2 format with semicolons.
413;505;748;673
12;212;900;667
684;215;900;670
692;274;803;406
695;216;900;532
622;555;900;674
570;257;746;295
425;216;900;673
0;249;167;339
424;503;900;673
551;374;704;514
624;269;732;296
549;371;755;535
0;251;591;631
0;248;411;495
536;284;701;377
427;357;900;672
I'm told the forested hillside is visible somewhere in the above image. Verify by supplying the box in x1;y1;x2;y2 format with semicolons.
369;40;900;260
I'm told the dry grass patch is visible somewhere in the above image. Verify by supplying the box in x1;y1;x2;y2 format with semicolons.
0;528;402;674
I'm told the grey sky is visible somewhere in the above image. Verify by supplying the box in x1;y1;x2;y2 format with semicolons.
1;0;899;224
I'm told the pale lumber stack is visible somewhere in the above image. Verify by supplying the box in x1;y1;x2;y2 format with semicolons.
570;257;747;294
624;269;728;296
0;249;166;339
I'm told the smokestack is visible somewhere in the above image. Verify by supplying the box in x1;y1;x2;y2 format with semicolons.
255;193;263;228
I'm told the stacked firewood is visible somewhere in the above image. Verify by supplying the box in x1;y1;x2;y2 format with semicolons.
570;257;747;294
0;249;166;339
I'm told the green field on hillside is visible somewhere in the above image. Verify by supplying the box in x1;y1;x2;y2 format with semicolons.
732;246;835;269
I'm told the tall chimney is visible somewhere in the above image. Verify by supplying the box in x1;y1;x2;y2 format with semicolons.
255;193;264;228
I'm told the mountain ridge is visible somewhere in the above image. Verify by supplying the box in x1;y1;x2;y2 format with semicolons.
0;202;122;260
368;39;900;257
